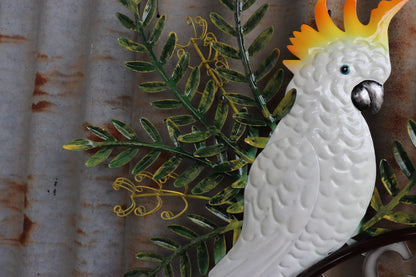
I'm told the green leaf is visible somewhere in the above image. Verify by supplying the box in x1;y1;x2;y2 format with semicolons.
213;159;248;173
400;195;416;205
243;4;269;34
230;121;246;142
136;252;164;263
384;211;416;225
142;0;157;28
194;144;228;158
165;119;182;147
379;159;400;196
63;139;95;151
233;113;268;126
232;176;247;188
123;269;150;277
184;67;200;100
109;148;139;168
210;186;240;205
180;253;191;277
166;115;197;126
116;12;136;31
214;98;229;130
150;237;180;251
227;201;244;214
211;41;241;59
216;67;247;83
393;141;415;178
370;187;383;211
140;117;161;142
118;0;142;13
149;14;166;45
263;69;284;102
112;119;138;140
206;205;233;223
225;93;257;106
214;234;226;264
191;174;224;194
197;242;209;275
118;37;146;52
167;225;197;239
153;156;182;180
192;126;207;151
86;126;115;141
244;137;269;148
273;89;297;120
132;150;160;174
125;61;155;72
187;214;217;229
242;0;256;10
248;26;273;57
219;0;234;10
160;32;177;64
151;99;183;109
254;48;279;81
165;264;174;277
171;52;190;83
178;131;211;143
408;120;416;148
174;163;205;188
209;13;236;36
85;147;112;167
198;79;216;114
138;81;169;92
365;227;391;237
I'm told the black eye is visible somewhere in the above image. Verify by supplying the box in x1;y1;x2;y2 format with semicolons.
340;65;350;75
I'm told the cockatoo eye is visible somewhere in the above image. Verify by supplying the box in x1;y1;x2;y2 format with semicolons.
340;65;350;75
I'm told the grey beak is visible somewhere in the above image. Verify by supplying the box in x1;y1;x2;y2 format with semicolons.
351;80;384;114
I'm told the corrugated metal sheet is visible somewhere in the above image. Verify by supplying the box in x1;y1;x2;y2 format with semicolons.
0;0;414;276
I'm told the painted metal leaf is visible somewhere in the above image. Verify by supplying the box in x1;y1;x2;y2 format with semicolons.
233;225;241;244
210;12;236;36
86;125;115;141
206;205;233;223
116;12;136;31
370;187;383;211
135;252;164;263
142;0;157;28
85;147;112;167
263;68;284;102
117;37;146;52
197;242;209;275
184;67;200;100
131;150;160;174
401;195;416;205
216;67;246;83
171;52;190;83
213;159;248;173
138;81;168;92
150;237;180;251
214;99;229;130
242;0;256;10
230;120;246;142
193;144;228;158
244;137;269;148
160;32;177;65
165;264;174;277
178;131;211;143
125;61;155;72
227;201;244;214
174;163;205;188
198;79;216;114
140;117;162;142
166;115;197;126
167;225;197;239
233;113;268;127
211;41;241;59
273;88;297;120
243;4;269;35
365;227;390;237
210;186;240;205
180;253;191;277
393;141;415;178
247;26;273;57
191;174;224;194
151;99;183;109
153;156;182;180
213;234;226;264
187;214;217;230
232;176;247;189
63;139;95;151
118;0;142;13
149;14;166;45
165;119;182;147
123;269;150;277
384;211;416;225
225;93;257;106
379;159;400;196
219;0;234;10
191;126;207;151
112;119;138;140
108;148;139;168
254;48;279;81
408;120;416;148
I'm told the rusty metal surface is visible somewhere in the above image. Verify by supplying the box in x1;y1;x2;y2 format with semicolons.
0;0;414;276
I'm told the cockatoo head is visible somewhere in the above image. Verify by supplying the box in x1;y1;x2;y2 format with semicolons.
283;0;408;114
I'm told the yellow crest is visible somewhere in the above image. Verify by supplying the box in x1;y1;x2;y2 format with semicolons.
283;0;409;72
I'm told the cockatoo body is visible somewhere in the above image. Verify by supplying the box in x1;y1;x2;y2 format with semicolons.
209;0;409;276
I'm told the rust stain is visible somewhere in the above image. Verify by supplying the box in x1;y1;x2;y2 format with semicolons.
92;54;116;61
104;122;125;141
32;100;55;112
36;53;48;60
104;95;133;107
18;215;34;245
33;72;48;96
0;34;27;44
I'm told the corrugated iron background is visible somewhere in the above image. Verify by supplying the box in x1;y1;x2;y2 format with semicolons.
0;0;414;276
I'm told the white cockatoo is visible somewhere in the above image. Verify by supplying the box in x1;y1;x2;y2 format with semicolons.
209;0;409;276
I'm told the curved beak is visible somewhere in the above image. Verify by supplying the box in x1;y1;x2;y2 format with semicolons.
351;80;384;114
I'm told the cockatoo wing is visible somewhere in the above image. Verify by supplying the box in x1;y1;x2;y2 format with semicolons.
210;133;320;277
